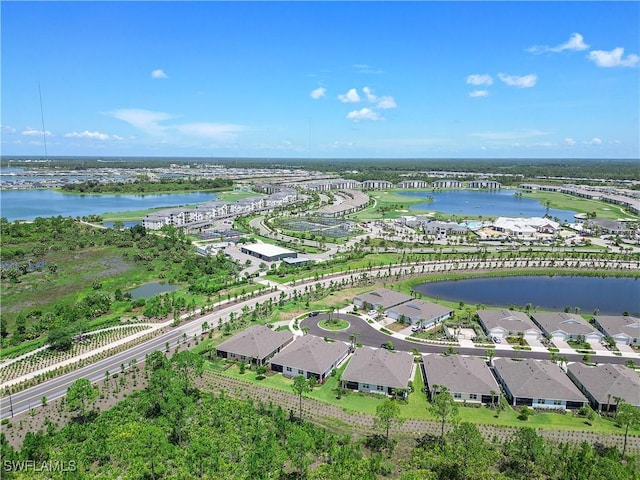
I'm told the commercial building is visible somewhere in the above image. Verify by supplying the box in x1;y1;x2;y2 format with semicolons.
239;243;298;262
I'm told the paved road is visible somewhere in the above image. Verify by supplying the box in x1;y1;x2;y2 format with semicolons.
301;313;636;365
3;259;637;419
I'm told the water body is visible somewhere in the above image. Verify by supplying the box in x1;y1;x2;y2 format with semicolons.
413;276;640;316
399;189;577;220
128;281;179;300
0;190;218;221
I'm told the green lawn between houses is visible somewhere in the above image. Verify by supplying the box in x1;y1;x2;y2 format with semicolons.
198;346;629;436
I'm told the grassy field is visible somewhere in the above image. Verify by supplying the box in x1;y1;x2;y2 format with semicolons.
522;191;640;221
216;190;265;202
203;356;628;435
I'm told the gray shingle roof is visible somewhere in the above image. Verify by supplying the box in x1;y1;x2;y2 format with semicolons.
531;312;599;336
341;347;414;389
354;288;413;310
422;354;499;396
567;363;640;407
388;300;453;322
477;309;540;335
493;358;588;403
215;325;293;360
593;315;640;340
270;335;349;374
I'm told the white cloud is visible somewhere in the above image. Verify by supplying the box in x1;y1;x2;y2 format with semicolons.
112;135;124;141
346;108;382;121
151;69;168;79
498;73;537;88
338;88;361;103
376;96;397;109
588;47;639;68
310;87;327;99
469;90;489;98
64;130;109;140
564;137;577;146
585;137;603;146
362;86;377;102
174;122;246;140
107;109;173;135
527;33;589;55
22;127;53;137
466;74;493;86
1;125;17;134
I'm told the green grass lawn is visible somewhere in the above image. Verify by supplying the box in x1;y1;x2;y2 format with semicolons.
216;190;265;202
204;357;630;436
522;191;640;221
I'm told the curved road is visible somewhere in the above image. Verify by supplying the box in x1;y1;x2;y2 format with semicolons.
301;313;636;365
2;258;638;419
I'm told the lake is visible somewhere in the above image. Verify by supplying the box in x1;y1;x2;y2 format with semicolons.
413;276;640;316
0;190;218;221
399;189;577;220
128;281;179;300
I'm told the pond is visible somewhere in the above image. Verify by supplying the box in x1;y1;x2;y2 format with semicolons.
399;189;576;220
0;190;218;221
413;276;640;316
128;281;179;300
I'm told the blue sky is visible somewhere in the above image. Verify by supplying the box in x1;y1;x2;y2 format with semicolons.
2;1;638;159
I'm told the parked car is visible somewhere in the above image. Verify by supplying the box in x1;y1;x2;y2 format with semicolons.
309;311;318;317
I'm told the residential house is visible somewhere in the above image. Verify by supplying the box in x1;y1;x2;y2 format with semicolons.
493;358;588;410
341;347;414;397
215;325;294;366
353;288;413;311
591;315;640;345
422;354;500;405
567;363;640;413
531;312;603;342
269;335;350;383
477;309;542;341
387;300;453;328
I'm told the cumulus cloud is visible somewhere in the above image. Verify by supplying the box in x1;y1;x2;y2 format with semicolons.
376;96;397;109
466;74;493;86
585;137;603;145
1;125;17;134
22;127;53;137
362;86;377;102
151;69;168;79
469;90;489;98
588;47;639;67
310;87;327;99
346;108;382;121
498;73;537;88
564;137;577;146
338;88;361;103
64;130;109;140
527;33;589;54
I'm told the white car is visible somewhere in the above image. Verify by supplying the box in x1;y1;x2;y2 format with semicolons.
368;310;377;316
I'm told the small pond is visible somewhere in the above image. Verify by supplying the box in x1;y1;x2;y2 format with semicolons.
128;281;179;300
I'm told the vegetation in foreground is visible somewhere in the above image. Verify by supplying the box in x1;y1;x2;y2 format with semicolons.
1;351;638;479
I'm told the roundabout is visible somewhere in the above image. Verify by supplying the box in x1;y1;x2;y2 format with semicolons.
317;317;350;331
